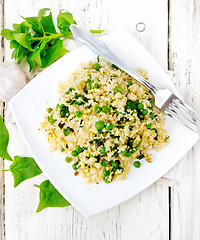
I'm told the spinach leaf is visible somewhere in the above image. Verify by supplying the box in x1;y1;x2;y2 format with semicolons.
34;180;70;212
9;156;42;187
0;115;12;161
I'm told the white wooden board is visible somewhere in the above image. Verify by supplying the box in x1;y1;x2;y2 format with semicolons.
1;0;199;239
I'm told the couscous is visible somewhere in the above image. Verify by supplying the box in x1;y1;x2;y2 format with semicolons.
40;58;168;184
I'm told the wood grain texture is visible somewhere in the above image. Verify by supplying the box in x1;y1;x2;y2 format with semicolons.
0;0;5;239
1;0;177;239
169;0;200;239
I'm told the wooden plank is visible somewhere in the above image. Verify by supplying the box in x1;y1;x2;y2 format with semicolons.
169;0;200;239
3;0;169;239
0;0;5;239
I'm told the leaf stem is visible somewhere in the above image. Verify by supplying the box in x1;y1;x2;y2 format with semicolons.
30;32;63;41
90;30;105;33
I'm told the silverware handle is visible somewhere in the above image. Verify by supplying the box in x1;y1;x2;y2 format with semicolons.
70;24;157;94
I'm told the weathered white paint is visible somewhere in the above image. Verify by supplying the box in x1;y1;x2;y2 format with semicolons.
1;0;199;239
0;0;5;238
169;0;200;239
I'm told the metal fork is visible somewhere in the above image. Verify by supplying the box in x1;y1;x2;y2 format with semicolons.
70;24;199;132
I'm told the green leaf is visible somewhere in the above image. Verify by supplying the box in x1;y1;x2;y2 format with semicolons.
38;8;51;19
41;39;68;68
2;8;101;72
13;23;20;31
10;156;42;187
26;40;48;71
22;16;42;34
19;21;31;33
57;12;76;35
0;115;12;161
13;33;33;51
10;40;19;49
1;29;15;40
16;46;29;64
27;52;37;72
38;8;57;34
34;180;70;212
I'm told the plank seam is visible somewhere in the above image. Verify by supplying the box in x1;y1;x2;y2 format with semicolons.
168;1;172;240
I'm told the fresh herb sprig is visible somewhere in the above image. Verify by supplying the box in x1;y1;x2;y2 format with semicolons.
1;8;103;72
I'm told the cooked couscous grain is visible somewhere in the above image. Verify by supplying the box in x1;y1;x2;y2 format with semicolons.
40;58;168;184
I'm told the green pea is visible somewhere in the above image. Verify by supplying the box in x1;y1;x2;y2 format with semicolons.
114;85;122;93
102;105;110;113
48;116;56;124
101;160;108;167
76;145;83;154
94;105;101;114
63;127;71;136
103;169;110;177
72;162;79;170
93;62;101;71
65;157;72;163
122;149;131;157
103;176;111;183
101;146;106;155
134;161;141;168
150;112;154;119
71;150;78;157
111;160;118;167
106;122;113;131
137;103;144;110
75;111;82;117
141;109;148;116
95;121;105;131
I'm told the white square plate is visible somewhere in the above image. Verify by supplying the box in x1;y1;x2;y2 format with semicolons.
9;31;199;218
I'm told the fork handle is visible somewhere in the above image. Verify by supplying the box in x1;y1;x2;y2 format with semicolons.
70;24;157;94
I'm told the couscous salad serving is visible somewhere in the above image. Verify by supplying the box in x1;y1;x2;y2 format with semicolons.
40;58;168;184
